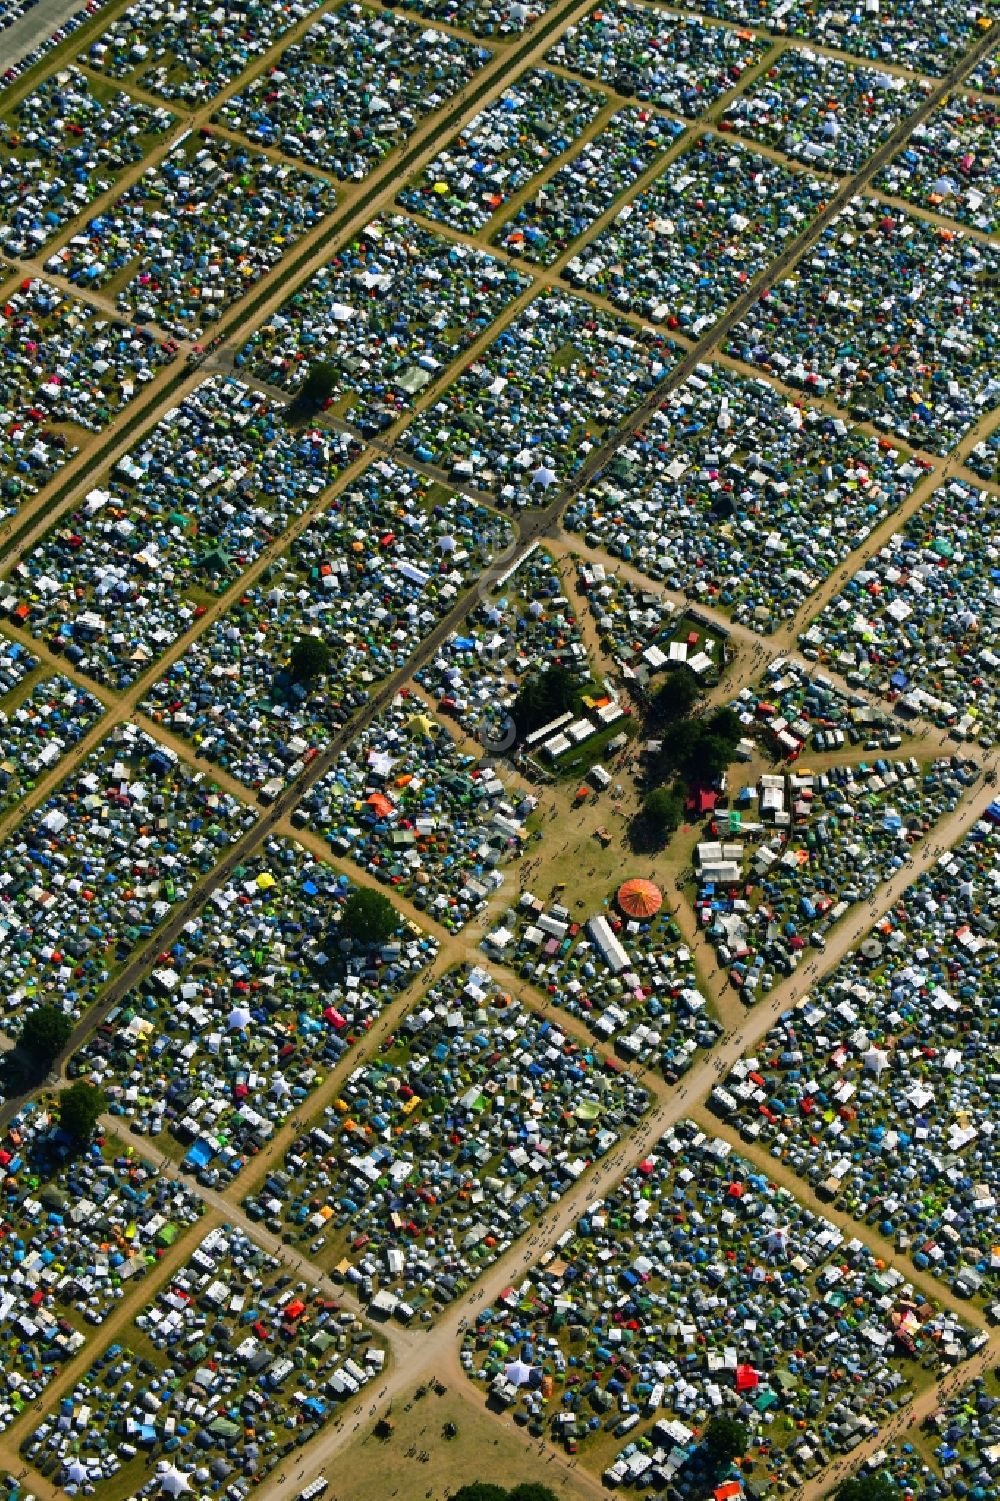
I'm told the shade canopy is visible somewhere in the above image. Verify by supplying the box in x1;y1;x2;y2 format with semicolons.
617;878;663;919
504;1359;534;1388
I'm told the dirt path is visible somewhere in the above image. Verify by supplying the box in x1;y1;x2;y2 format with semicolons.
655;0;939;87
544;530;968;752
0;248;179;345
796;1336;1000;1501
547;550;627;691
132;703;652;1076
10;430;984;1501
455;34;783;262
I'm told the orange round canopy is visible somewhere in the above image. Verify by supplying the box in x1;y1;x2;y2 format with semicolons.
617;878;663;919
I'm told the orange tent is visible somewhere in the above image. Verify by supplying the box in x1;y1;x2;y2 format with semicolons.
617;878;663;919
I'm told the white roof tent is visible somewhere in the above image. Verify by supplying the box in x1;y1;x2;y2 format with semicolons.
586;914;629;975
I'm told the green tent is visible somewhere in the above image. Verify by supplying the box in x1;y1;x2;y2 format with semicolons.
209;1417;241;1439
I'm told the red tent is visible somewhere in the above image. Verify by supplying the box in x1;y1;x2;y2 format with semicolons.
687;787;718;814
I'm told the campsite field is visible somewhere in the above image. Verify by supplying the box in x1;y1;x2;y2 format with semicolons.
0;2;999;1501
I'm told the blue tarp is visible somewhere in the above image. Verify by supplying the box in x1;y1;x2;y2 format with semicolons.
183;1138;215;1169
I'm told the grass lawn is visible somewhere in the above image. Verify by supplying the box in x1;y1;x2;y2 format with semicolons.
0;661;42;714
549;718;631;780
665;612;730;682
333;1378;594;1501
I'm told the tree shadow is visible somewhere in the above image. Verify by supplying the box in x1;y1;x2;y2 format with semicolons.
0;1045;49;1101
627;811;670;854
283;393;326;429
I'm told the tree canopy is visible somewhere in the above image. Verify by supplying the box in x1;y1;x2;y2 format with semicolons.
337;887;398;949
288;634;331;684
19;1004;73;1062
703;1414;749;1464
451;1486;558;1501
832;1478;897;1501
511;664;578;738
646;665;701;730
644;784;686;832
653;705;742;787
631;783;686;851
58;1081;107;1145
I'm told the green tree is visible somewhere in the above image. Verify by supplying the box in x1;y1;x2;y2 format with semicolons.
706;706;743;745
696;738;734;785
703;1414;749;1465
19;1004;73;1062
697;707;743;783
831;1479;897;1501
647;665;700;729
338;888;398;948
511;664;577;737
450;1487;509;1501
508;1485;559;1501
58;1081;107;1145
629;781;686;853
654;706;742;786
288;635;331;684
653;717;701;779
642;785;685;839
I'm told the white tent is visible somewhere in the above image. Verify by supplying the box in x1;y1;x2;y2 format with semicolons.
368;751;395;778
227;1006;251;1031
504;1359;534;1388
864;1047;889;1076
160;1468;191;1497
